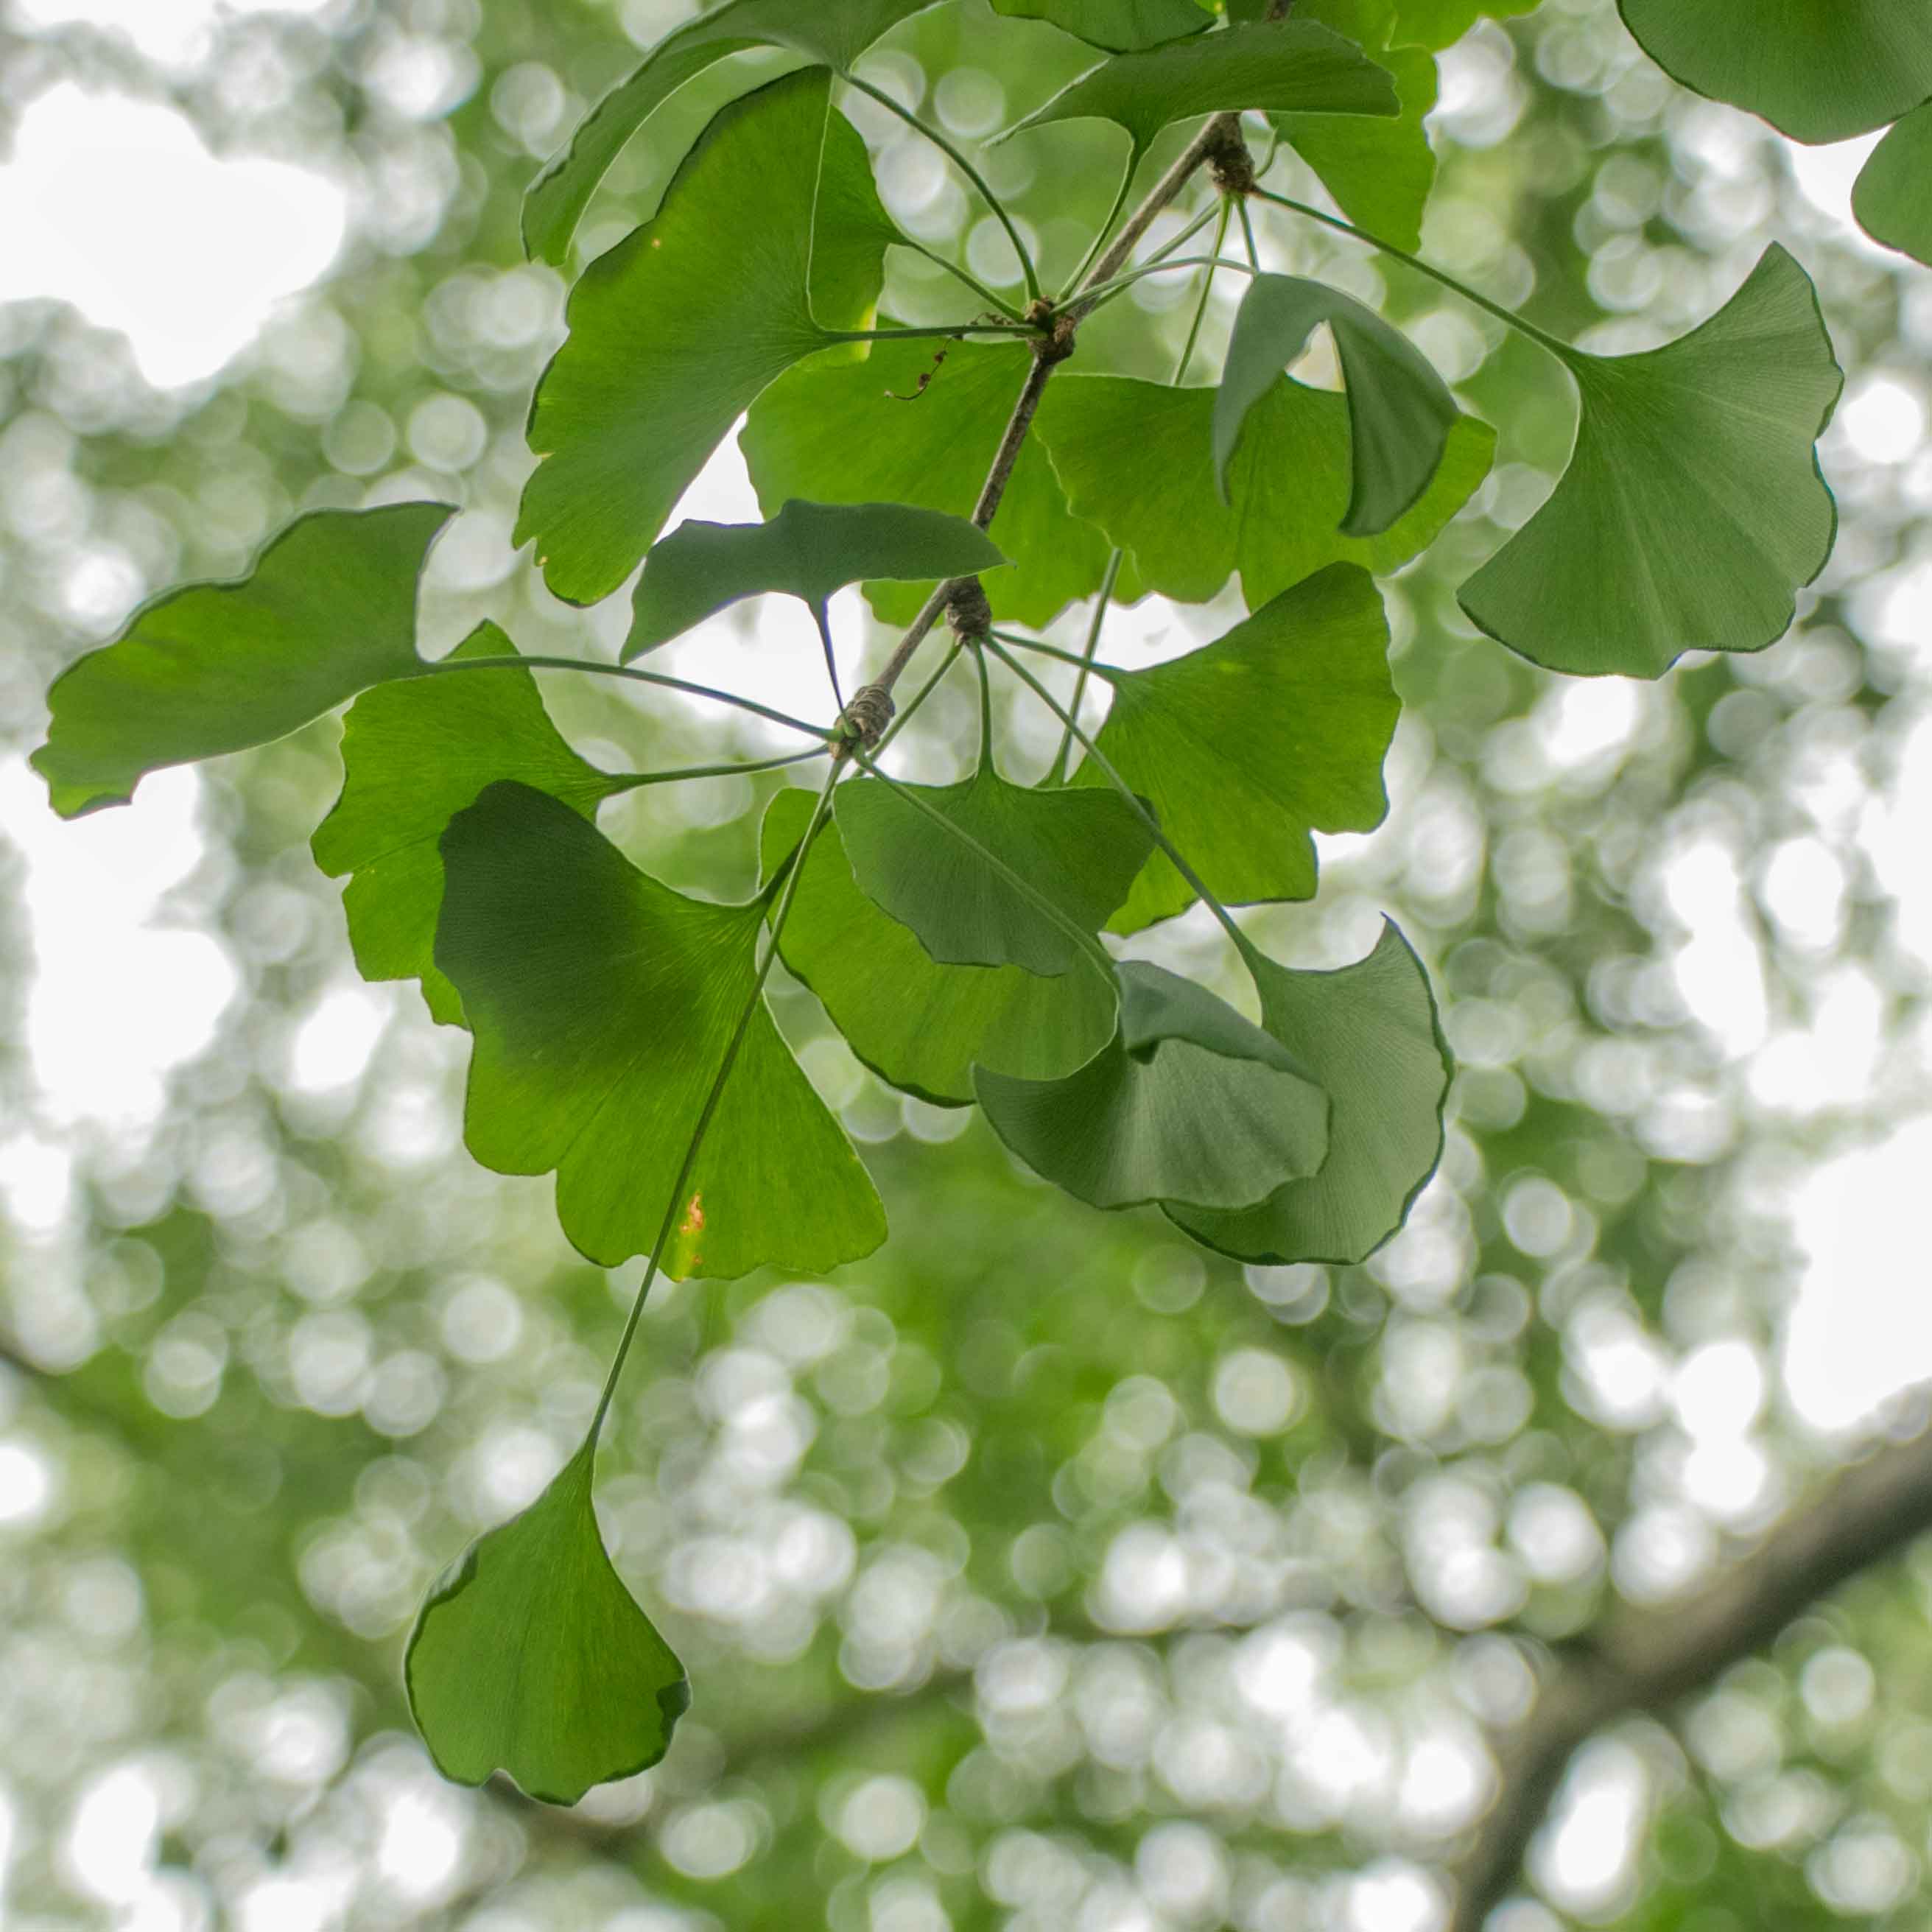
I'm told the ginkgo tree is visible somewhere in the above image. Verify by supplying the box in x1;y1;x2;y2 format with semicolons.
28;0;1920;1829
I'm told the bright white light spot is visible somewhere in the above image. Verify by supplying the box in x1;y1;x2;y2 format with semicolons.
1662;839;1765;1058
1532;1738;1647;1916
287;983;390;1095
835;1775;925;1862
15;0;328;68
1788;130;1886;235
0;1442;55;1527
64;1765;160;1905
376;1784;465;1903
1212;1347;1302;1436
1786;1119;1932;1430
0;85;345;386
1841;375;1926;465
1673;1339;1764;1440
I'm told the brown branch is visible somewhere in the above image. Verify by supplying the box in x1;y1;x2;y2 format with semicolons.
1449;1413;1932;1931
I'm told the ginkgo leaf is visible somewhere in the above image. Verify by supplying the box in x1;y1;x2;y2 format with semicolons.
998;21;1398;161
1169;921;1450;1265
1617;0;1932;145
1072;564;1397;932
835;762;1153;978
312;623;631;1027
626;501;1008;658
436;781;887;1276
740;332;1114;628
1227;0;1536;47
516;71;899;607
406;1446;687;1805
1854;102;1932;269
988;0;1209;50
521;0;935;266
1218;273;1461;536
32;502;454;818
1458;245;1843;678
760;789;1118;1106
975;962;1329;1210
1035;372;1492;606
1273;43;1438;253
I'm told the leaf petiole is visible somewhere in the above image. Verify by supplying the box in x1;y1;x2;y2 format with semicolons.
894;236;1029;321
1042;553;1123;787
606;745;829;794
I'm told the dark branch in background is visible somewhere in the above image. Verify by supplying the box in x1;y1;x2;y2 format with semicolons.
1450;1408;1932;1931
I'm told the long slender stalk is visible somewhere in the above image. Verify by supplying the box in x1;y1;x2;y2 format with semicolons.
829;321;1038;342
897;236;1028;320
872;639;963;760
992;628;1123;679
607;746;828;794
1075;253;1255;316
1058;156;1136;301
1044;551;1123;787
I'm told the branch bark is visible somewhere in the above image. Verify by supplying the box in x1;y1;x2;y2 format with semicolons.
1449;1410;1932;1931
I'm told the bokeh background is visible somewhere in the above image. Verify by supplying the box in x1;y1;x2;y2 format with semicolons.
5;1;1932;1928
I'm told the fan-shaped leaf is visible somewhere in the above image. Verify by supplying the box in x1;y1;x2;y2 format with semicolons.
1218;273;1460;536
835;763;1152;979
1617;0;1932;144
976;962;1329;1210
1169;921;1450;1265
406;1447;687;1805
1229;0;1536;49
1072;564;1397;932
999;21;1397;161
435;781;886;1276
1035;372;1492;606
32;502;453;818
627;501;1008;658
741;333;1114;628
760;789;1118;1106
311;623;630;1027
989;0;1210;51
521;0;935;266
1458;245;1842;678
516;71;898;607
1854;102;1932;268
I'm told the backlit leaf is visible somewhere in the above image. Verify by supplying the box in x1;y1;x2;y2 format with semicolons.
1617;0;1932;144
1072;564;1397;932
989;0;1210;50
999;21;1398;161
627;501;1008;658
1854;102;1932;268
312;623;630;1027
436;781;887;1276
760;788;1118;1106
1035;372;1492;606
1458;245;1842;678
32;502;453;818
516;71;898;607
406;1447;687;1805
740;332;1114;628
976;962;1329;1209
1228;0;1538;47
1169;921;1450;1265
1217;273;1460;536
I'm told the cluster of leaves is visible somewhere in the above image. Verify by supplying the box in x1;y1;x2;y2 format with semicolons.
27;0;1916;1812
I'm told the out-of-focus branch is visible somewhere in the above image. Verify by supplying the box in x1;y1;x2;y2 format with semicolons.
1450;1413;1932;1931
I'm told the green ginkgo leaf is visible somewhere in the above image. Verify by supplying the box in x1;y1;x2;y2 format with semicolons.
1458;245;1843;678
1228;0;1536;48
741;333;1114;628
1617;0;1932;144
835;753;1153;978
1169;921;1450;1265
760;789;1119;1106
975;962;1329;1210
1273;42;1438;253
1072;563;1397;932
436;781;887;1276
521;0;936;266
626;501;1008;659
998;21;1398;161
1035;372;1493;606
1854;102;1932;269
312;623;631;1027
406;1446;687;1805
516;71;898;607
32;502;453;818
1217;273;1461;536
989;0;1211;49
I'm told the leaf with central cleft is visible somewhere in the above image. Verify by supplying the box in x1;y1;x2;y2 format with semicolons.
516;71;899;608
1218;273;1463;537
626;501;1008;658
1035;372;1492;606
1072;563;1398;932
435;781;886;1276
760;789;1118;1106
975;962;1329;1211
406;1445;687;1805
312;622;632;1027
988;0;1210;50
1854;102;1932;269
741;333;1114;629
32;502;453;818
1458;245;1842;678
1169;921;1451;1265
999;21;1397;161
